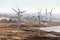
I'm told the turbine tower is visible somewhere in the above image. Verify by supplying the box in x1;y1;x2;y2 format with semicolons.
46;9;47;20
38;9;42;24
49;9;53;26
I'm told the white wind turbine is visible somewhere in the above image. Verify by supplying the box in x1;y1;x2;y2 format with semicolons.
38;9;42;24
49;9;53;26
12;6;25;38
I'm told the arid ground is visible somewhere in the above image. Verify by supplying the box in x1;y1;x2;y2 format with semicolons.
0;22;60;40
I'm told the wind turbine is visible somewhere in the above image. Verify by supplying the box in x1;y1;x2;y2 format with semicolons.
32;16;35;21
12;6;25;38
49;9;53;26
37;9;42;36
45;8;49;24
38;9;42;24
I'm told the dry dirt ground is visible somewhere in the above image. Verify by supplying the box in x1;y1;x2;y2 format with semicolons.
0;22;60;40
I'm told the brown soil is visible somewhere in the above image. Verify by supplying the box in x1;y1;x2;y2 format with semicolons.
24;36;60;40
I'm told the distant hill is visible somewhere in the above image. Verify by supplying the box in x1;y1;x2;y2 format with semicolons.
0;12;60;20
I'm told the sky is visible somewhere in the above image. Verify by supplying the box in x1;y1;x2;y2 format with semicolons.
0;0;60;14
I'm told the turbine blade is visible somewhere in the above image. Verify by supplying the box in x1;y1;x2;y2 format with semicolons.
20;11;26;13
51;9;53;13
38;9;42;14
17;6;20;12
50;9;53;14
40;9;42;13
12;8;17;12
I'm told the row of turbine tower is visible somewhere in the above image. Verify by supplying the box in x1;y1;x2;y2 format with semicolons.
12;7;53;25
34;9;53;25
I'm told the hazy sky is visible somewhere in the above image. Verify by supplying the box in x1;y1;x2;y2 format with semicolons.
0;0;60;13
